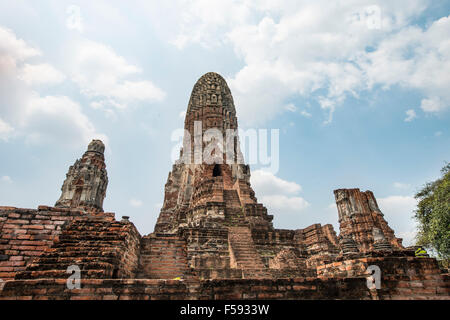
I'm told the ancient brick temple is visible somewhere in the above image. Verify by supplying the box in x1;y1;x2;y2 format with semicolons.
0;72;448;300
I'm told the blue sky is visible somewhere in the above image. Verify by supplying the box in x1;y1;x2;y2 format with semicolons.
0;1;449;246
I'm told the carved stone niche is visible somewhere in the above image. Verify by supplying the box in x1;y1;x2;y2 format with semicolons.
206;205;224;220
372;227;392;252
339;235;359;255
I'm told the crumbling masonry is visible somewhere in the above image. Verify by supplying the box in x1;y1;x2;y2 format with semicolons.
0;73;448;300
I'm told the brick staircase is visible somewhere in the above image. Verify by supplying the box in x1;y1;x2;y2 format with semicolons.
137;235;191;279
15;217;138;280
223;190;247;226
228;226;271;278
224;207;247;226
223;190;241;207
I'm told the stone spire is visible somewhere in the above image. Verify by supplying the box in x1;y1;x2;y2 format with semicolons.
55;139;108;212
181;72;242;165
185;72;237;132
154;72;272;233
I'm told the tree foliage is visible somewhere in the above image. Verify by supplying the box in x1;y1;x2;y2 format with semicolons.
414;163;450;264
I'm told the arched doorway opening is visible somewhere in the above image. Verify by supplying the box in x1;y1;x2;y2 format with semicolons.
212;164;222;177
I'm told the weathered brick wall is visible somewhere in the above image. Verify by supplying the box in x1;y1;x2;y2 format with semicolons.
192;177;224;206
201;277;375;300
243;203;273;230
195;268;243;280
252;229;298;266
382;273;449;299
118;221;141;278
293;224;340;269
182;227;230;271
317;256;450;299
321;224;339;247
0;206;94;281
1;274;447;300
299;224;339;256
138;235;190;279
317;255;439;278
0;277;376;300
15;217;141;280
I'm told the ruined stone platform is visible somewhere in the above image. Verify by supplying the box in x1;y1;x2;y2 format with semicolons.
1;72;449;300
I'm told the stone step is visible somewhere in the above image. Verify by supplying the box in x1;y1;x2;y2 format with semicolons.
25;260;116;271
228;226;266;270
242;269;272;279
15;218;138;280
43;251;118;257
16;268;109;279
223;190;242;208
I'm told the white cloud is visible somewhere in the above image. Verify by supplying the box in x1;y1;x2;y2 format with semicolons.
22;94;107;146
377;195;418;247
1;176;12;183
251;170;302;195
259;195;310;213
397;231;417;248
300;110;312;118
420;97;445;113
393;182;411;189
0;26;40;63
90;100;119;120
66;5;83;33
90;99;125;110
319;97;339;124
323;202;340;232
0;26;40;123
156;1;449;124
113;80;166;102
284;103;297;112
0;118;14;141
250;169;309;215
404;109;417;122
18;63;65;86
378;195;417;211
130;198;143;208
434;131;442;137
281;103;314;120
360;16;450;114
0;26;106;148
69;39;166;110
145;0;254;49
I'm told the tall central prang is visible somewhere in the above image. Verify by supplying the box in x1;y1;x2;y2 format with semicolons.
154;72;273;235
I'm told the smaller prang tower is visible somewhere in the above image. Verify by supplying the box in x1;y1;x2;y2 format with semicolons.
334;188;403;253
55;139;108;212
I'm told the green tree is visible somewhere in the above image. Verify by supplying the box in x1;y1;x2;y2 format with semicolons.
414;162;450;267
